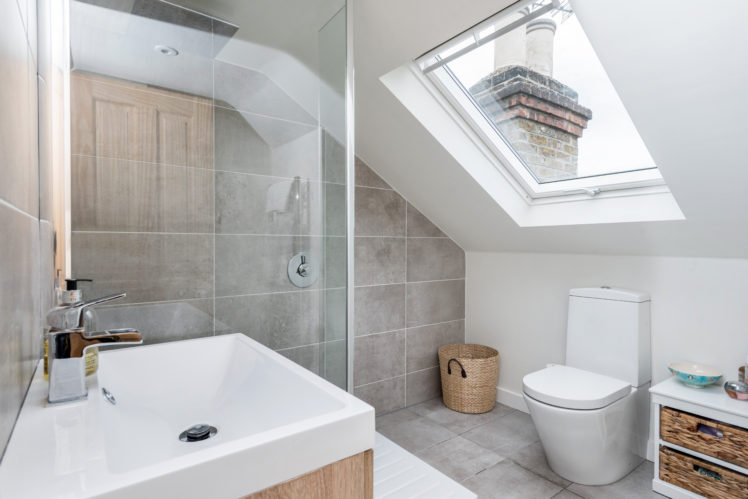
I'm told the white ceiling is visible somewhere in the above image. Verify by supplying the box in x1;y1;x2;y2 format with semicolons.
353;0;748;257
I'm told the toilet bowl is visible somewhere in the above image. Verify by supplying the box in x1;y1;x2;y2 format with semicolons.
522;287;651;485
522;365;644;485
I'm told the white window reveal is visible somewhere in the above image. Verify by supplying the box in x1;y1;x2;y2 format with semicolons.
381;0;683;226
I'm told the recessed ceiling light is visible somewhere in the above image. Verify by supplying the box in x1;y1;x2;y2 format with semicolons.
154;45;179;56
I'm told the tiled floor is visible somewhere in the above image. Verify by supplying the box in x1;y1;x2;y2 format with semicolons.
376;399;664;499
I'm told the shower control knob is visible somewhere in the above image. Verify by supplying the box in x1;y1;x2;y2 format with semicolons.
297;255;310;277
288;252;318;288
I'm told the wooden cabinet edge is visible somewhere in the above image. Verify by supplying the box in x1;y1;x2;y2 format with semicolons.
244;449;374;499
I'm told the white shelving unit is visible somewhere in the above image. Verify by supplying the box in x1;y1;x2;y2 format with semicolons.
650;377;748;498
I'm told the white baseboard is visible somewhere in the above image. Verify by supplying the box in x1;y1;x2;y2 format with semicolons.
496;386;528;413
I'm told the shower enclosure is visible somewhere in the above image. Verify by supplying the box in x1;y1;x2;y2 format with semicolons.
66;0;351;389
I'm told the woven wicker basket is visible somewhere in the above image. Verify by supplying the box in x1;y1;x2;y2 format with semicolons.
659;446;748;499
438;344;499;414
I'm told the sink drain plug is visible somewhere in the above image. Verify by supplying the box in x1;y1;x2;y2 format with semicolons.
179;424;217;442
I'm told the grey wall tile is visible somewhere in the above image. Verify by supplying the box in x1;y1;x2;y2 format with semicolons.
278;343;321;375
406;367;442;406
214;106;319;179
324;288;346;342
406;320;465;372
216;171;315;235
323;236;347;289
354;330;405;386
96;299;214;345
215;235;312;296
355;157;389;189
406;280;465;327
213;61;316;125
72;232;213;303
72;155;214;233
324;182;346;236
214;291;322;350
355;186;405;237
354;376;406;415
354;237;406;286
407;238;465;282
0;206;40;458
407;202;446;237
323;339;347;389
354;284;405;336
0;8;36;217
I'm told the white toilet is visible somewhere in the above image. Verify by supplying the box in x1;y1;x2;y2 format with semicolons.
523;287;651;486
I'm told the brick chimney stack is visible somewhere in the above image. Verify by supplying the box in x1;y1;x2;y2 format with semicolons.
482;16;592;181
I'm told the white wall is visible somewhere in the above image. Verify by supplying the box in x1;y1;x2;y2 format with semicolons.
466;252;748;411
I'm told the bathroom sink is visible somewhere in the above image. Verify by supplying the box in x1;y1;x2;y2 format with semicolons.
0;334;374;498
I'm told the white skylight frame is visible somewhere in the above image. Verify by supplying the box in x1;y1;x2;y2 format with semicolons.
415;0;666;201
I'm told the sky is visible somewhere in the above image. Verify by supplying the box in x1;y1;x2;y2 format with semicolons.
446;7;656;180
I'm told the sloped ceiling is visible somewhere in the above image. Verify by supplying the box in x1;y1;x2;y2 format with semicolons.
354;0;748;257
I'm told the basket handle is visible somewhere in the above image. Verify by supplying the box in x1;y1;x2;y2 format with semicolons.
447;358;467;378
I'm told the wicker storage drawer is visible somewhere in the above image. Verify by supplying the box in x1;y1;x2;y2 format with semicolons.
661;406;748;469
660;446;748;499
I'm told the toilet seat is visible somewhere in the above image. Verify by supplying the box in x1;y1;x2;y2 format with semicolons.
523;365;631;410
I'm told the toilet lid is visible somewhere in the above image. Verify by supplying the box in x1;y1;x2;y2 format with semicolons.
523;365;631;410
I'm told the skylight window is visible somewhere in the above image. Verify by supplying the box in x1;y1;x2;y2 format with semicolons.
417;0;662;198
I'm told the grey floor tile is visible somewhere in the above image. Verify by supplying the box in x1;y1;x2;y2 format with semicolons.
410;398;515;435
376;408;457;454
509;442;572;488
462;461;563;499
462;410;539;456
551;491;584;499
566;461;658;499
416;436;504;482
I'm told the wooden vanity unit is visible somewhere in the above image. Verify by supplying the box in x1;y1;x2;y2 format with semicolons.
245;450;373;499
651;377;748;498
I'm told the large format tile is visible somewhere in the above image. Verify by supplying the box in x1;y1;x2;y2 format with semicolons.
0;4;36;217
407;202;446;237
323;339;347;389
406;366;442;406
355;157;389;189
376;408;457;454
566;460;657;499
509;442;572;488
277;343;321;375
215;171;317;235
354;284;405;336
407;238;465;282
462;461;563;499
214;61;316;125
354;237;406;286
410;399;515;435
0;206;39;458
72;155;213;233
416;436;504;482
406;279;466;327
406;320;465;371
214;291;322;350
354;376;405;415
462;410;540;456
355;186;405;237
96;299;214;344
71;232;213;304
354;330;405;386
323;236;347;289
215;235;319;296
324;288;346;342
214;106;319;179
323;182;346;236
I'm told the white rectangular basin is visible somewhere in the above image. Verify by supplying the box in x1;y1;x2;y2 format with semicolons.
0;334;374;498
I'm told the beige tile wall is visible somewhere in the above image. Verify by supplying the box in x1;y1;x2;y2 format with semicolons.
353;159;465;414
0;0;55;461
